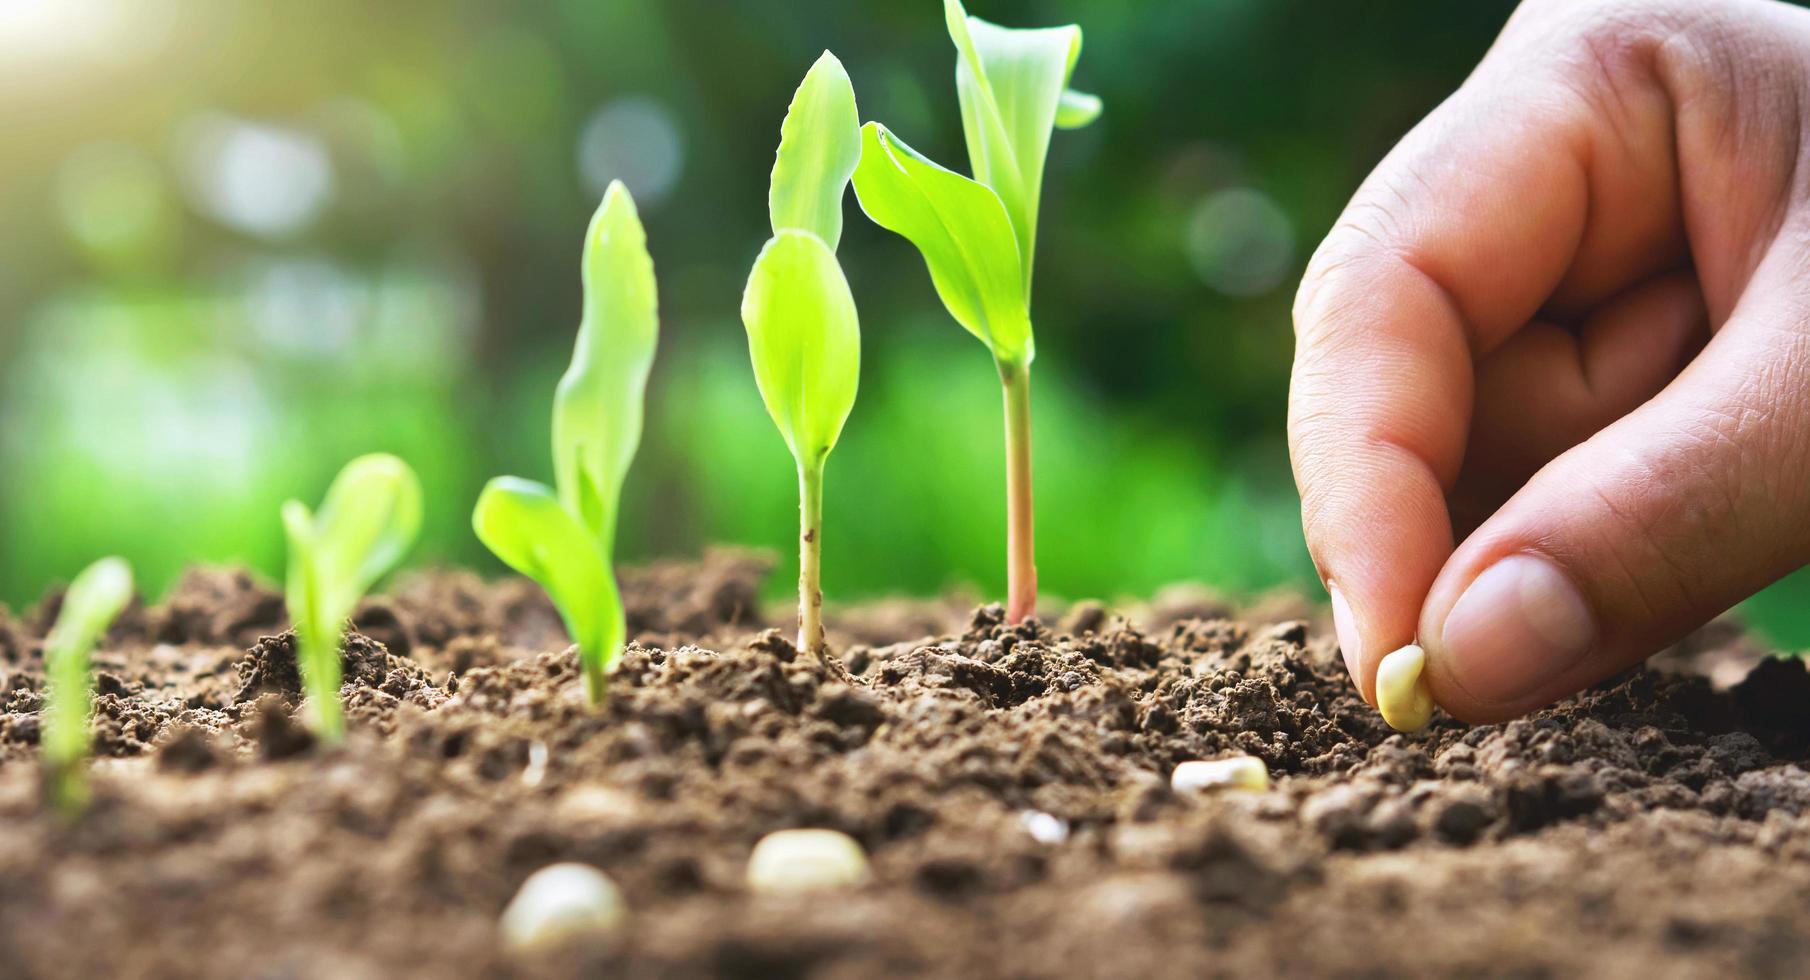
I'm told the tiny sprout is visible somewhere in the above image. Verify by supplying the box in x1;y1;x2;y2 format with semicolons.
1376;643;1435;733
746;828;871;893
283;454;422;742
1171;756;1270;794
500;863;626;952
40;556;133;814
851;0;1099;623
474;180;657;705
744;52;862;655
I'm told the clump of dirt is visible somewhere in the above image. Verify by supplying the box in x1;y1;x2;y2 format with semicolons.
2;557;1809;978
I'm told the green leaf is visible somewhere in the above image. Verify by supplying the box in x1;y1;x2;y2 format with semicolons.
283;453;423;739
1056;89;1102;129
472;476;623;695
769;51;861;249
554;180;659;554
298;453;424;617
42;556;133;779
741;230;860;464
849;122;1033;366
944;0;1095;291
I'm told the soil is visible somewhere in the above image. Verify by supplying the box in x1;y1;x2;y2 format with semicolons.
4;551;1810;978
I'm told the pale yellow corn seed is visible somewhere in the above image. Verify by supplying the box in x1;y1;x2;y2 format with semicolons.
500;863;626;952
746;828;870;893
1376;643;1434;733
1170;756;1269;793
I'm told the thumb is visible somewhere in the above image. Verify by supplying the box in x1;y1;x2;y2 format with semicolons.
1417;265;1810;724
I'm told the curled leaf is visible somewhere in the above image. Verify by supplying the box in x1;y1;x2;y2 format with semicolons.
741;230;860;464
473;476;622;697
554;180;659;554
850;122;1032;367
945;0;1096;289
769;51;862;248
1056;89;1102;129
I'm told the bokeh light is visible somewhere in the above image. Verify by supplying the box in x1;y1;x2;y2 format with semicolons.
1186;186;1295;297
176;115;335;239
577;97;684;205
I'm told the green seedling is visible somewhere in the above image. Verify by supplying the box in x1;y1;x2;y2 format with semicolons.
40;556;133;814
851;0;1098;622
743;52;862;655
474;180;657;704
282;453;423;741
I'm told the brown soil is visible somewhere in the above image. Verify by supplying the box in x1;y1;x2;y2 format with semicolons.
3;552;1810;978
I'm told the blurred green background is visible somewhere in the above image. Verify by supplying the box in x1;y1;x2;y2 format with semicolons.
2;0;1807;644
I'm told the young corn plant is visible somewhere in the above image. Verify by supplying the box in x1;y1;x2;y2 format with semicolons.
40;556;133;814
851;0;1099;623
473;180;657;704
743;52;862;655
283;453;423;741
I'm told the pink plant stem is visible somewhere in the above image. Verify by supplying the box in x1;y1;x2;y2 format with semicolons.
1001;360;1038;623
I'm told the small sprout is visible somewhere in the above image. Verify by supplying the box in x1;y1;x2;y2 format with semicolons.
474;181;658;705
499;863;626;952
1171;756;1270;793
746;828;870;893
282;453;422;742
40;556;133;814
1377;643;1435;733
851;0;1098;623
745;52;862;656
1019;809;1069;845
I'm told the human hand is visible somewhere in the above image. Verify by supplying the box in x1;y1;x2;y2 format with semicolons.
1290;0;1810;724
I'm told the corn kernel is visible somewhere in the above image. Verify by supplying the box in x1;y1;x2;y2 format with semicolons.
1170;756;1269;793
746;828;870;893
500;863;625;952
1376;643;1435;732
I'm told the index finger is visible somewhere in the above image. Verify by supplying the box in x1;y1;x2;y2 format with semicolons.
1289;18;1645;702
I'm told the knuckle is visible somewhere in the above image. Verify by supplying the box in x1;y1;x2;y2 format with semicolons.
1294;194;1420;342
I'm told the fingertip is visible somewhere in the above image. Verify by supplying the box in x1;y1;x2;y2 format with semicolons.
1327;583;1371;704
1301;440;1455;707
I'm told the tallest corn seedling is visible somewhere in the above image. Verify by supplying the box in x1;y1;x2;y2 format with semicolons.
851;0;1100;622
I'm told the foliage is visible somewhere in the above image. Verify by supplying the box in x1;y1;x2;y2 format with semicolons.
852;122;1032;368
282;453;423;741
744;52;863;653
768;52;863;249
40;556;134;814
474;180;658;701
850;0;1099;622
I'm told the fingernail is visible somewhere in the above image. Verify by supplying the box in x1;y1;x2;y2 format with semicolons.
1438;554;1594;705
1328;584;1363;687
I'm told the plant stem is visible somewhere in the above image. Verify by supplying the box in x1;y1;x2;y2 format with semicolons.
300;619;343;742
43;635;89;814
582;654;608;705
797;458;826;654
1000;359;1037;623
